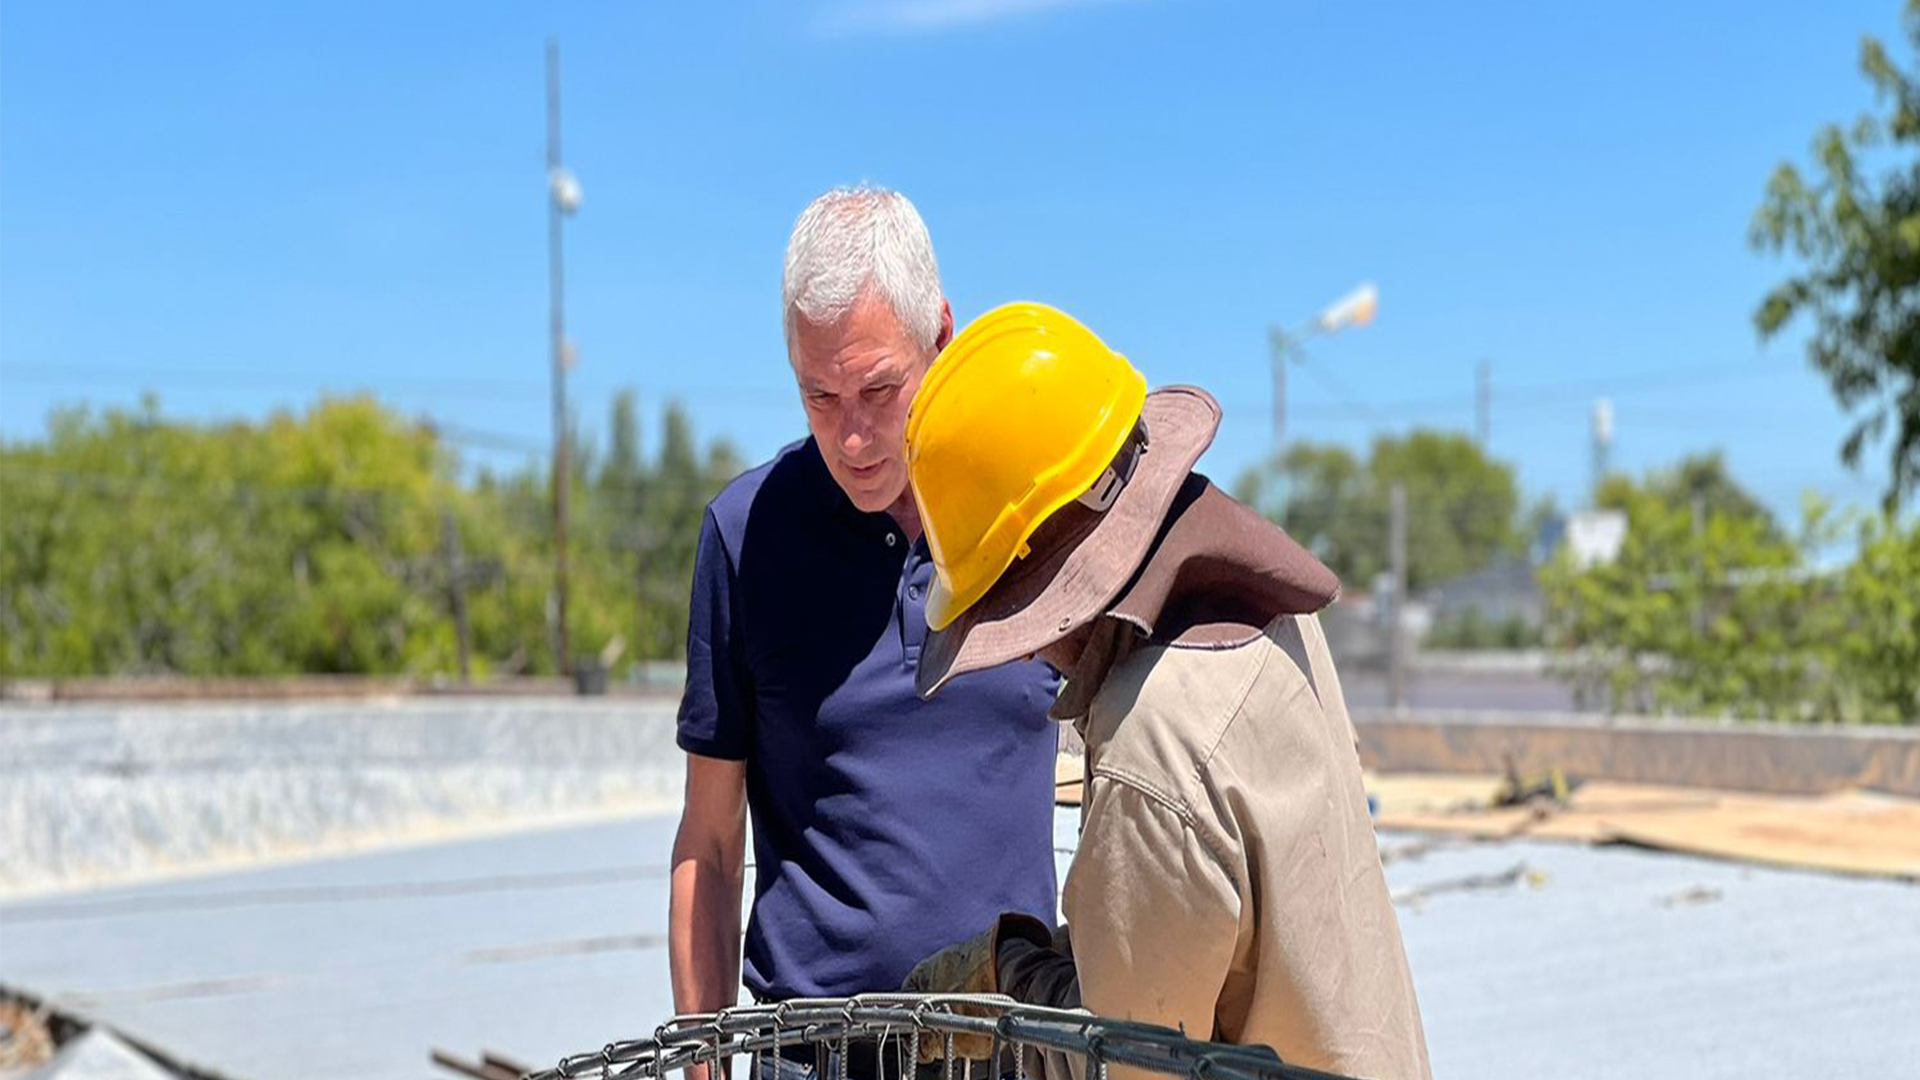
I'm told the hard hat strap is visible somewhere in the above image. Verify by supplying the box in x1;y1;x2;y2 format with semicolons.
1074;421;1148;514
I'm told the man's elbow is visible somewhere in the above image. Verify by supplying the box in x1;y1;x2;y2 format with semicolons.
672;812;744;885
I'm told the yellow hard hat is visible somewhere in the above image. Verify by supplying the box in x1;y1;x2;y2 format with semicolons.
907;301;1147;631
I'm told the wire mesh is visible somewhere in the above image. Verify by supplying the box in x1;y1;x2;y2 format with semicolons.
525;995;1363;1080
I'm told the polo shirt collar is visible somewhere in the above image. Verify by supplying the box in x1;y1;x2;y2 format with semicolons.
802;437;917;547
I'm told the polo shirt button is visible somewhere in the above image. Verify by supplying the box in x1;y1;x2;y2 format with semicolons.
909;586;922;600
885;533;898;547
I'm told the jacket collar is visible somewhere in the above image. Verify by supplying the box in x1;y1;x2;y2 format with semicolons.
1051;474;1339;721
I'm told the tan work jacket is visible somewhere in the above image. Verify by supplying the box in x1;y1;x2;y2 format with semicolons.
1061;613;1431;1080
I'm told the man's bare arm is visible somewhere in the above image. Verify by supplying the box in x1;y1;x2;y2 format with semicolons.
669;754;749;1047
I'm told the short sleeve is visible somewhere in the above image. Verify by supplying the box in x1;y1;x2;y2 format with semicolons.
676;506;754;760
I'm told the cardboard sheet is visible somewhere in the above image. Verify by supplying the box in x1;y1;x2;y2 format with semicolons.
1369;772;1920;880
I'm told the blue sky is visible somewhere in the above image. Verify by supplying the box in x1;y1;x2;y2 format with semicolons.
0;0;1907;521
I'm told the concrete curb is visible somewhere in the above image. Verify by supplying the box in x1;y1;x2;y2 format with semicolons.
1354;709;1920;797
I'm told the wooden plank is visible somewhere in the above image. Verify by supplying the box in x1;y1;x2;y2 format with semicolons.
483;1050;535;1077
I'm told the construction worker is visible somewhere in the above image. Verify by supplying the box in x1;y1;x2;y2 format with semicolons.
900;303;1432;1080
669;190;1061;1080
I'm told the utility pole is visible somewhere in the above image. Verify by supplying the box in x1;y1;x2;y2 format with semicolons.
1388;481;1408;713
1591;398;1614;505
1476;359;1490;447
1264;283;1378;496
1267;327;1289;455
545;39;578;676
442;506;472;683
1691;495;1707;638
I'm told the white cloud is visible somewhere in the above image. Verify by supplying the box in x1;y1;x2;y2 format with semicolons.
817;0;1150;38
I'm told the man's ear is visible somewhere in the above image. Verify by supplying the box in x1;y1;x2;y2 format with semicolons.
934;299;955;352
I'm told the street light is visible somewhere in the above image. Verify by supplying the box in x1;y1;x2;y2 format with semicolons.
1267;282;1378;452
1311;281;1378;336
550;166;583;216
1266;282;1385;700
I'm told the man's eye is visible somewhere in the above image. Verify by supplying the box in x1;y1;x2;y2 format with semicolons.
863;385;897;402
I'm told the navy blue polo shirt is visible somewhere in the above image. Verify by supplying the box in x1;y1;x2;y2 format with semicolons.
678;437;1061;1001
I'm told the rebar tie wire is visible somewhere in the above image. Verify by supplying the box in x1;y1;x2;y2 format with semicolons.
530;995;1366;1080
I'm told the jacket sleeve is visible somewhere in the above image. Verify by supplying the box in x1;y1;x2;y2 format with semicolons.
1058;773;1243;1080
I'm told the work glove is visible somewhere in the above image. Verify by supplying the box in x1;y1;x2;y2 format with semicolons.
901;914;1052;1063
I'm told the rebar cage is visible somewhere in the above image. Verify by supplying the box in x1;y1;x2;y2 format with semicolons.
527;995;1363;1080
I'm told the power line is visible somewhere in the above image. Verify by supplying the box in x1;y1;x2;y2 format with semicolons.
0;458;733;522
1293;354;1385;425
0;362;799;407
422;421;548;456
2;357;1800;422
0;362;551;401
1280;361;1807;422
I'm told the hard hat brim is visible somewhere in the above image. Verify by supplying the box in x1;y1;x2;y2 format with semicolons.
924;575;962;633
916;386;1222;700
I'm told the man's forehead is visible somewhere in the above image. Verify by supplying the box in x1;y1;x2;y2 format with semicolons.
795;343;914;390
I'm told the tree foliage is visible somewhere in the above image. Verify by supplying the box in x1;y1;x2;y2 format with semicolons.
1642;453;1782;538
0;394;743;679
1541;457;1920;724
1235;429;1523;592
1752;0;1920;508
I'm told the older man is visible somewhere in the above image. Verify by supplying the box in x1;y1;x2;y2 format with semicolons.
668;188;1062;1077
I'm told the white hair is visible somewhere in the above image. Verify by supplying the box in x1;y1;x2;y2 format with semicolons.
782;185;944;355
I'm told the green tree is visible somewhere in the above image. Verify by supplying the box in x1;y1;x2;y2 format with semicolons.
1542;456;1919;724
1543;469;1809;718
627;402;743;659
1;397;457;676
601;389;644;498
1373;431;1523;591
1829;510;1920;721
1236;443;1375;582
1;390;747;680
1641;453;1781;538
1752;0;1920;508
1235;429;1522;592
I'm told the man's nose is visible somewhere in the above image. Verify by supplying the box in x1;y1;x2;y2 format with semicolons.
839;409;869;454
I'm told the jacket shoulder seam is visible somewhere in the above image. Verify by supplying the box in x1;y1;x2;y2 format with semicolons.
1195;629;1278;770
1087;766;1239;880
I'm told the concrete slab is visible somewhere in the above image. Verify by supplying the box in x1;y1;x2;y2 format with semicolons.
1;819;688;1080
1378;831;1920;1078
3;813;1915;1080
